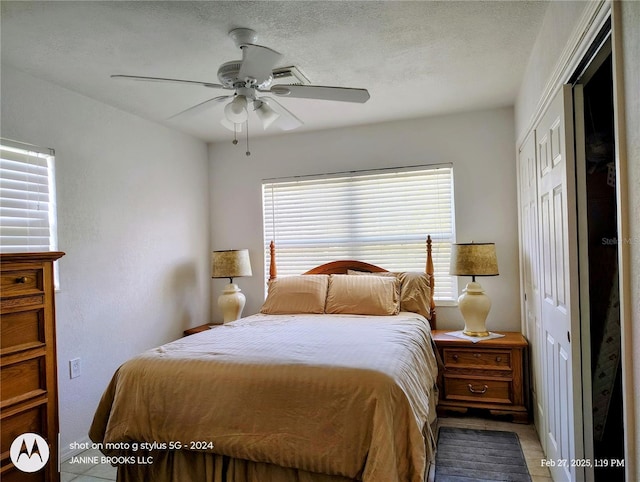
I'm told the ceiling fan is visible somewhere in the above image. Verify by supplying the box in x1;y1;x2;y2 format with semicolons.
112;28;370;154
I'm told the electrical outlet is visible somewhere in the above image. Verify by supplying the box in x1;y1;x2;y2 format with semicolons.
70;358;81;379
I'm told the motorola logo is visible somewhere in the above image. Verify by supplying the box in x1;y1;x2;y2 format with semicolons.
10;433;50;473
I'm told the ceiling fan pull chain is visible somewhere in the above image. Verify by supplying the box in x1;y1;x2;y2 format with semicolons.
245;120;251;156
232;123;239;145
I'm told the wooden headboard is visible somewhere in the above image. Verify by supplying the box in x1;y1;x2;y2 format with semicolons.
268;236;436;328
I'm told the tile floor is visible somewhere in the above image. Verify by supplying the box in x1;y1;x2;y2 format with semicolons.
60;416;551;481
60;448;116;482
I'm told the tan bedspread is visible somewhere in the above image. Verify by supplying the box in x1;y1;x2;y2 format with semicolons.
89;313;438;482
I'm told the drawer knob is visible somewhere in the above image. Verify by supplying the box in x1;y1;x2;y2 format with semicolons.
496;356;502;362
16;276;28;284
468;384;489;394
452;354;458;361
473;353;481;358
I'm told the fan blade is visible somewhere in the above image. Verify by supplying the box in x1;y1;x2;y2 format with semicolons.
111;74;225;89
238;44;282;86
268;84;370;103
167;95;231;120
261;96;303;131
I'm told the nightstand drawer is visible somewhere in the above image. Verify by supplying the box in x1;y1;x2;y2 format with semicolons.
442;348;512;370
443;377;512;404
432;331;528;423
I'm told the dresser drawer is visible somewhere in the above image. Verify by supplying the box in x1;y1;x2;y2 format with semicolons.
442;377;512;404
0;403;46;455
0;268;43;297
1;310;45;352
442;348;511;369
1;467;45;482
1;357;46;405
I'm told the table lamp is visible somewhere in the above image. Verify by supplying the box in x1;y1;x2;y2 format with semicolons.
449;242;499;336
212;249;252;323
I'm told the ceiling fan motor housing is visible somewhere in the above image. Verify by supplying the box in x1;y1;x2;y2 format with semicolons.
217;61;242;87
217;60;272;90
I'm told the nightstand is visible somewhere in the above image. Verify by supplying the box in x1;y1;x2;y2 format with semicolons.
432;330;529;423
183;323;215;336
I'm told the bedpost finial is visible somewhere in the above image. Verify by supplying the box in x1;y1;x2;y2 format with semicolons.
269;240;277;280
425;235;435;328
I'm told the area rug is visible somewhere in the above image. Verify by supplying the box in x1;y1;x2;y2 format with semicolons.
435;427;532;481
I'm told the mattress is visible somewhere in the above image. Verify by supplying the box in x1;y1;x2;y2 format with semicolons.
89;312;438;482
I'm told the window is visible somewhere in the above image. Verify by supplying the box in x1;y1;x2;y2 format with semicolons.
263;165;456;301
0;140;58;253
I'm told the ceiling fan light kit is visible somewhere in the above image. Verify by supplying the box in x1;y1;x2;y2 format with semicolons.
254;100;280;129
224;95;248;123
111;28;370;154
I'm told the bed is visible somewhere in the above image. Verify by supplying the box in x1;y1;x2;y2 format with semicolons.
89;237;438;482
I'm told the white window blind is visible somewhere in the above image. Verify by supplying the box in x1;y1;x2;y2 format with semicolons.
263;165;456;301
0;141;58;253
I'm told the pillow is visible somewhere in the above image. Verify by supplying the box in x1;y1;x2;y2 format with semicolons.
347;269;432;319
325;274;399;315
396;271;432;320
260;275;329;314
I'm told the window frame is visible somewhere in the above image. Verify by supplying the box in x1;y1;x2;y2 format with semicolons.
262;164;457;302
1;138;60;287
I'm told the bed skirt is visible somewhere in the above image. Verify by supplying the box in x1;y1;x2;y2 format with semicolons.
117;451;355;482
115;415;437;482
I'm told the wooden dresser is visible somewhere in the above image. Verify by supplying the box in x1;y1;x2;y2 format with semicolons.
432;330;529;423
1;252;64;482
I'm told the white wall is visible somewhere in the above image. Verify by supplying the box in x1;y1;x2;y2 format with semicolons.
1;66;211;455
514;0;589;137
209;107;520;332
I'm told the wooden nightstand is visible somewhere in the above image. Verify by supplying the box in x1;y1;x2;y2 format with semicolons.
183;323;215;336
432;330;529;423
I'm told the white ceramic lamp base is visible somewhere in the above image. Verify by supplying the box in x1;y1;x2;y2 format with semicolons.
458;281;491;337
218;283;246;323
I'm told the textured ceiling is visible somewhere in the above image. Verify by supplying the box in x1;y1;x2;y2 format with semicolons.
1;1;548;142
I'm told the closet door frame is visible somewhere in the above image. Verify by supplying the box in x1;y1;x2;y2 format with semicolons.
517;131;546;448
516;3;633;479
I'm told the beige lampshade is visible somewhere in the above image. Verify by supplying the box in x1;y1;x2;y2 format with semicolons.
449;243;499;278
212;249;253;281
